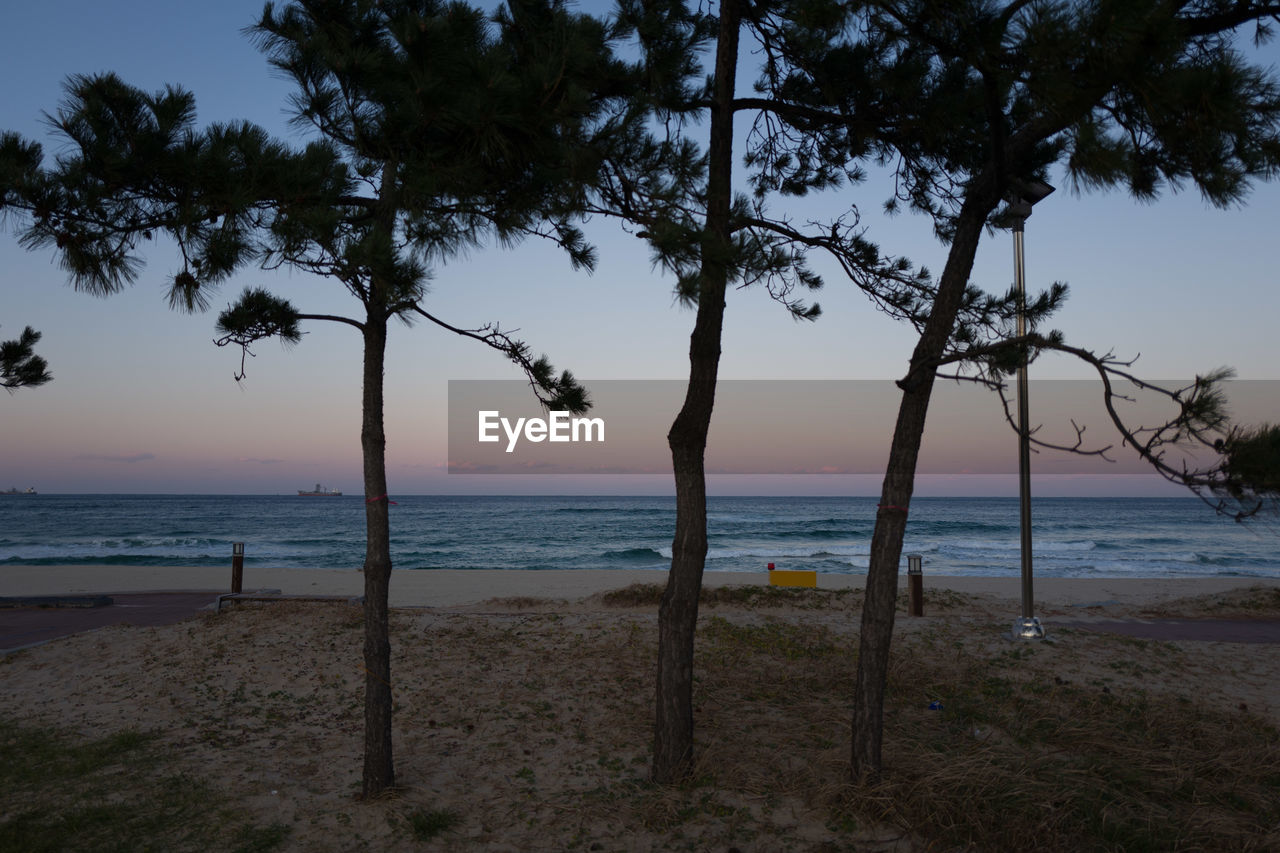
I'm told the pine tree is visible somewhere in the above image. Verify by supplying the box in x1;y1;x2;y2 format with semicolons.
596;0;927;782
0;0;629;795
752;0;1280;779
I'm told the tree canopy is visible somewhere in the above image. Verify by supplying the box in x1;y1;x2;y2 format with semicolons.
749;0;1280;778
0;0;638;796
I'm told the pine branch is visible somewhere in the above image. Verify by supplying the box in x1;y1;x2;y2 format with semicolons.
926;331;1277;520
213;287;307;381
411;306;590;414
1180;2;1280;37
0;326;52;391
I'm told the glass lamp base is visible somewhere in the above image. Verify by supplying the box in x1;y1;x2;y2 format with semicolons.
1011;616;1046;640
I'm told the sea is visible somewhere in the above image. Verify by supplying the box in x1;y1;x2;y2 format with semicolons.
1;494;1278;580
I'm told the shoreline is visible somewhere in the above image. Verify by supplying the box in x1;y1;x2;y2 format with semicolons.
3;564;1278;607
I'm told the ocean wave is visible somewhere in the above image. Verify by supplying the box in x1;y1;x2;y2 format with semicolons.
0;537;224;560
0;554;224;567
941;539;1097;554
706;513;823;524
707;516;774;525
1053;559;1212;577
1163;551;1208;564
5;495;1275;578
105;536;222;549
602;547;667;562
765;527;864;540
742;516;868;529
916;520;1012;533
552;506;671;515
0;535;336;566
710;527;872;544
899;543;940;554
655;544;876;561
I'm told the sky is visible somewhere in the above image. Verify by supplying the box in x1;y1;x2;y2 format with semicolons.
2;0;1279;496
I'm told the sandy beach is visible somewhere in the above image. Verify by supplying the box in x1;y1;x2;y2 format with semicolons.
5;563;1278;607
3;567;1279;851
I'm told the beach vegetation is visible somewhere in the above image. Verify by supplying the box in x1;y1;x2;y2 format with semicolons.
701;615;844;662
599;582;675;608
405;807;460;842
481;595;561;610
1156;583;1280;617
4;596;1279;850
600;581;865;610
0;0;634;798
602;580;974;617
0;717;291;853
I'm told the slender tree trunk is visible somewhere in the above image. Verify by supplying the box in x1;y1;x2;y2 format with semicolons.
851;196;995;780
360;311;395;797
652;0;740;785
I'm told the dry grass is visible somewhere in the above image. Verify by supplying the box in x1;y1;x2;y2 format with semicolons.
2;588;1278;851
598;580;966;612
600;581;863;609
872;622;1280;851
1137;584;1280;618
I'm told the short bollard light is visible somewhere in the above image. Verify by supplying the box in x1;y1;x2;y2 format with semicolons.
231;542;245;594
907;554;923;617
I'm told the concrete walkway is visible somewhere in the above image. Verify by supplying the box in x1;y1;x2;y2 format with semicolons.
1;592;221;653
5;590;1280;653
1057;618;1280;644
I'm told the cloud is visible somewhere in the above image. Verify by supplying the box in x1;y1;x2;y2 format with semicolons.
586;464;669;475
237;457;283;465
706;464;861;475
74;452;156;463
446;460;499;473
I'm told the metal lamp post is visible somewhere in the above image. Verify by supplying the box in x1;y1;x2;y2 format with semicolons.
1007;180;1054;640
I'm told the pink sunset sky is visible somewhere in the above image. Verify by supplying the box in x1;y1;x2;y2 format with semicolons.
2;1;1279;496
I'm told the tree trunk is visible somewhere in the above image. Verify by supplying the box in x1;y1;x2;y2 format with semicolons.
360;312;395;797
851;197;994;780
652;0;740;785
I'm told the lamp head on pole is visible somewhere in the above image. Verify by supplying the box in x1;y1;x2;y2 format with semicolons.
1003;179;1056;225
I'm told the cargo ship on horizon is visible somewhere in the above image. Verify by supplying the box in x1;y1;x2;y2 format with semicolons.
297;484;342;496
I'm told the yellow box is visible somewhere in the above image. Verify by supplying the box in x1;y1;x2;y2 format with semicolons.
768;569;817;588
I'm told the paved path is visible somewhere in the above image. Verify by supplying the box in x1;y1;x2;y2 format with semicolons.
1056;618;1280;644
5;594;1280;652
0;592;221;653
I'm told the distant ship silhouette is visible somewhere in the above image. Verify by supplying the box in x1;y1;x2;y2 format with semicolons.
297;483;342;496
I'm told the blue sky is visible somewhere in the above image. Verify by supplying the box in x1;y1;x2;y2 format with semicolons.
2;0;1279;495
